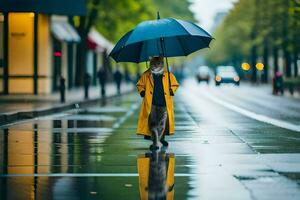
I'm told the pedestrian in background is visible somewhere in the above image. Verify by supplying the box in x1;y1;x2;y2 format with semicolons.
136;56;179;151
84;73;91;99
97;67;106;97
113;67;123;95
272;71;284;95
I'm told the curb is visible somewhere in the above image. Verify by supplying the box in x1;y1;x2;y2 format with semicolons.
0;90;134;127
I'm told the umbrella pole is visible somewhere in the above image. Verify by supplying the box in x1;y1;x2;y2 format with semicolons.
161;38;172;93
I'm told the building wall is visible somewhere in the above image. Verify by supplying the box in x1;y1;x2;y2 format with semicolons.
61;42;68;87
8;13;34;93
0;13;4;92
38;14;51;94
8;13;52;94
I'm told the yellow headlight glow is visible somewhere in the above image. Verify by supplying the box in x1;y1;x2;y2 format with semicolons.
241;63;250;71
215;75;222;82
256;63;264;71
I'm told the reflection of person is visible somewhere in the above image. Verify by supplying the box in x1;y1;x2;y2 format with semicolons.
97;67;106;97
136;56;179;151
114;67;123;95
137;151;175;200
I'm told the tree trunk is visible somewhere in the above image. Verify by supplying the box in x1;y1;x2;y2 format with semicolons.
294;49;299;77
273;46;279;74
262;41;269;83
283;0;291;77
251;45;257;83
75;34;88;86
74;0;101;86
284;50;292;77
75;15;88;86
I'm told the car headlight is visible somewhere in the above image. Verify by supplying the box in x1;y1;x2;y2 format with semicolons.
234;76;240;82
215;75;222;82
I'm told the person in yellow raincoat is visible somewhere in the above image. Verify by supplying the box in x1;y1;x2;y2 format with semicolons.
136;56;179;150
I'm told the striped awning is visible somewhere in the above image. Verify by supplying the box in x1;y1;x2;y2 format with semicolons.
51;16;80;43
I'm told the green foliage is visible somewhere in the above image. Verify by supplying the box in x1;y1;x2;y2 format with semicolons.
94;0;155;42
91;0;195;72
153;0;195;21
92;0;195;43
205;0;300;68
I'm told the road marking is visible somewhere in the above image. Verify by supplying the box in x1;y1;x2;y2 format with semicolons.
0;173;192;177
112;103;139;129
201;90;300;132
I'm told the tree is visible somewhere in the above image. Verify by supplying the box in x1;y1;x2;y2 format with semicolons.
73;0;155;85
204;0;299;81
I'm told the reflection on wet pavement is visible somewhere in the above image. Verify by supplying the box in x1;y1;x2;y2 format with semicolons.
1;87;300;199
138;151;175;200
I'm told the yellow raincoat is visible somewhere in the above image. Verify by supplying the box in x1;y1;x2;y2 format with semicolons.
137;153;175;200
136;69;179;136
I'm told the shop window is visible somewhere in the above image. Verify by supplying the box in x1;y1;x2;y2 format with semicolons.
0;13;3;68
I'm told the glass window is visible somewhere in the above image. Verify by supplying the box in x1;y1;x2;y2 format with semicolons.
0;13;3;68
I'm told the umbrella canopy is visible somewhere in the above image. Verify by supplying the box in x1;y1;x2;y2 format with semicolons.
109;17;213;63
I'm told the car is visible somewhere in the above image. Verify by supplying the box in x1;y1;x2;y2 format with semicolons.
196;66;211;84
215;66;240;86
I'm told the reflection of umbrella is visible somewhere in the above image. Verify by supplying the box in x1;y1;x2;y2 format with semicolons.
109;12;213;88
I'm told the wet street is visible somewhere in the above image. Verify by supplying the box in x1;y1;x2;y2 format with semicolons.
1;79;300;200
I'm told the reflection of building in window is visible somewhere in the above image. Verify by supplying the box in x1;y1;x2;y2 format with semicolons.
137;152;175;200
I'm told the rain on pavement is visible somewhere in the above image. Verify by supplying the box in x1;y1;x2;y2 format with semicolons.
1;79;300;200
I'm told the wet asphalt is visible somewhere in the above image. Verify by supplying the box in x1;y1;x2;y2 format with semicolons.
1;79;300;200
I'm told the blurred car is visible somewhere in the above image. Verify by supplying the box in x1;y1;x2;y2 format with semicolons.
215;66;240;86
196;66;210;84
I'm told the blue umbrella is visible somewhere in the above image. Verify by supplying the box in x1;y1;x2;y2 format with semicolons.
109;13;213;91
109;14;213;63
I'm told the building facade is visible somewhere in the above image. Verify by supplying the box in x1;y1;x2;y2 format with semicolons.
0;0;86;94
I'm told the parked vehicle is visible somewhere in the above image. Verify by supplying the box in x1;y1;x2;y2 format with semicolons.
196;66;210;84
215;66;240;86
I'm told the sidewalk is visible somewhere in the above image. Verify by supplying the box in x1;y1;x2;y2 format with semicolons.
240;81;300;100
0;82;135;126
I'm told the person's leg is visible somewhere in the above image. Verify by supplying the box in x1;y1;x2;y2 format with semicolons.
149;106;159;150
159;108;168;147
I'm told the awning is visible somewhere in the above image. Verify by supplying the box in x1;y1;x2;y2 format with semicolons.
87;28;114;53
51;16;80;43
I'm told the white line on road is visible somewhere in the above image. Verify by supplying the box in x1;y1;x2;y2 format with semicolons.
112;102;139;129
0;173;192;177
201;90;300;132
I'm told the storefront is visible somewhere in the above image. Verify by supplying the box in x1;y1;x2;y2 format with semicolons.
0;0;86;94
51;15;80;90
0;13;4;93
87;28;113;85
